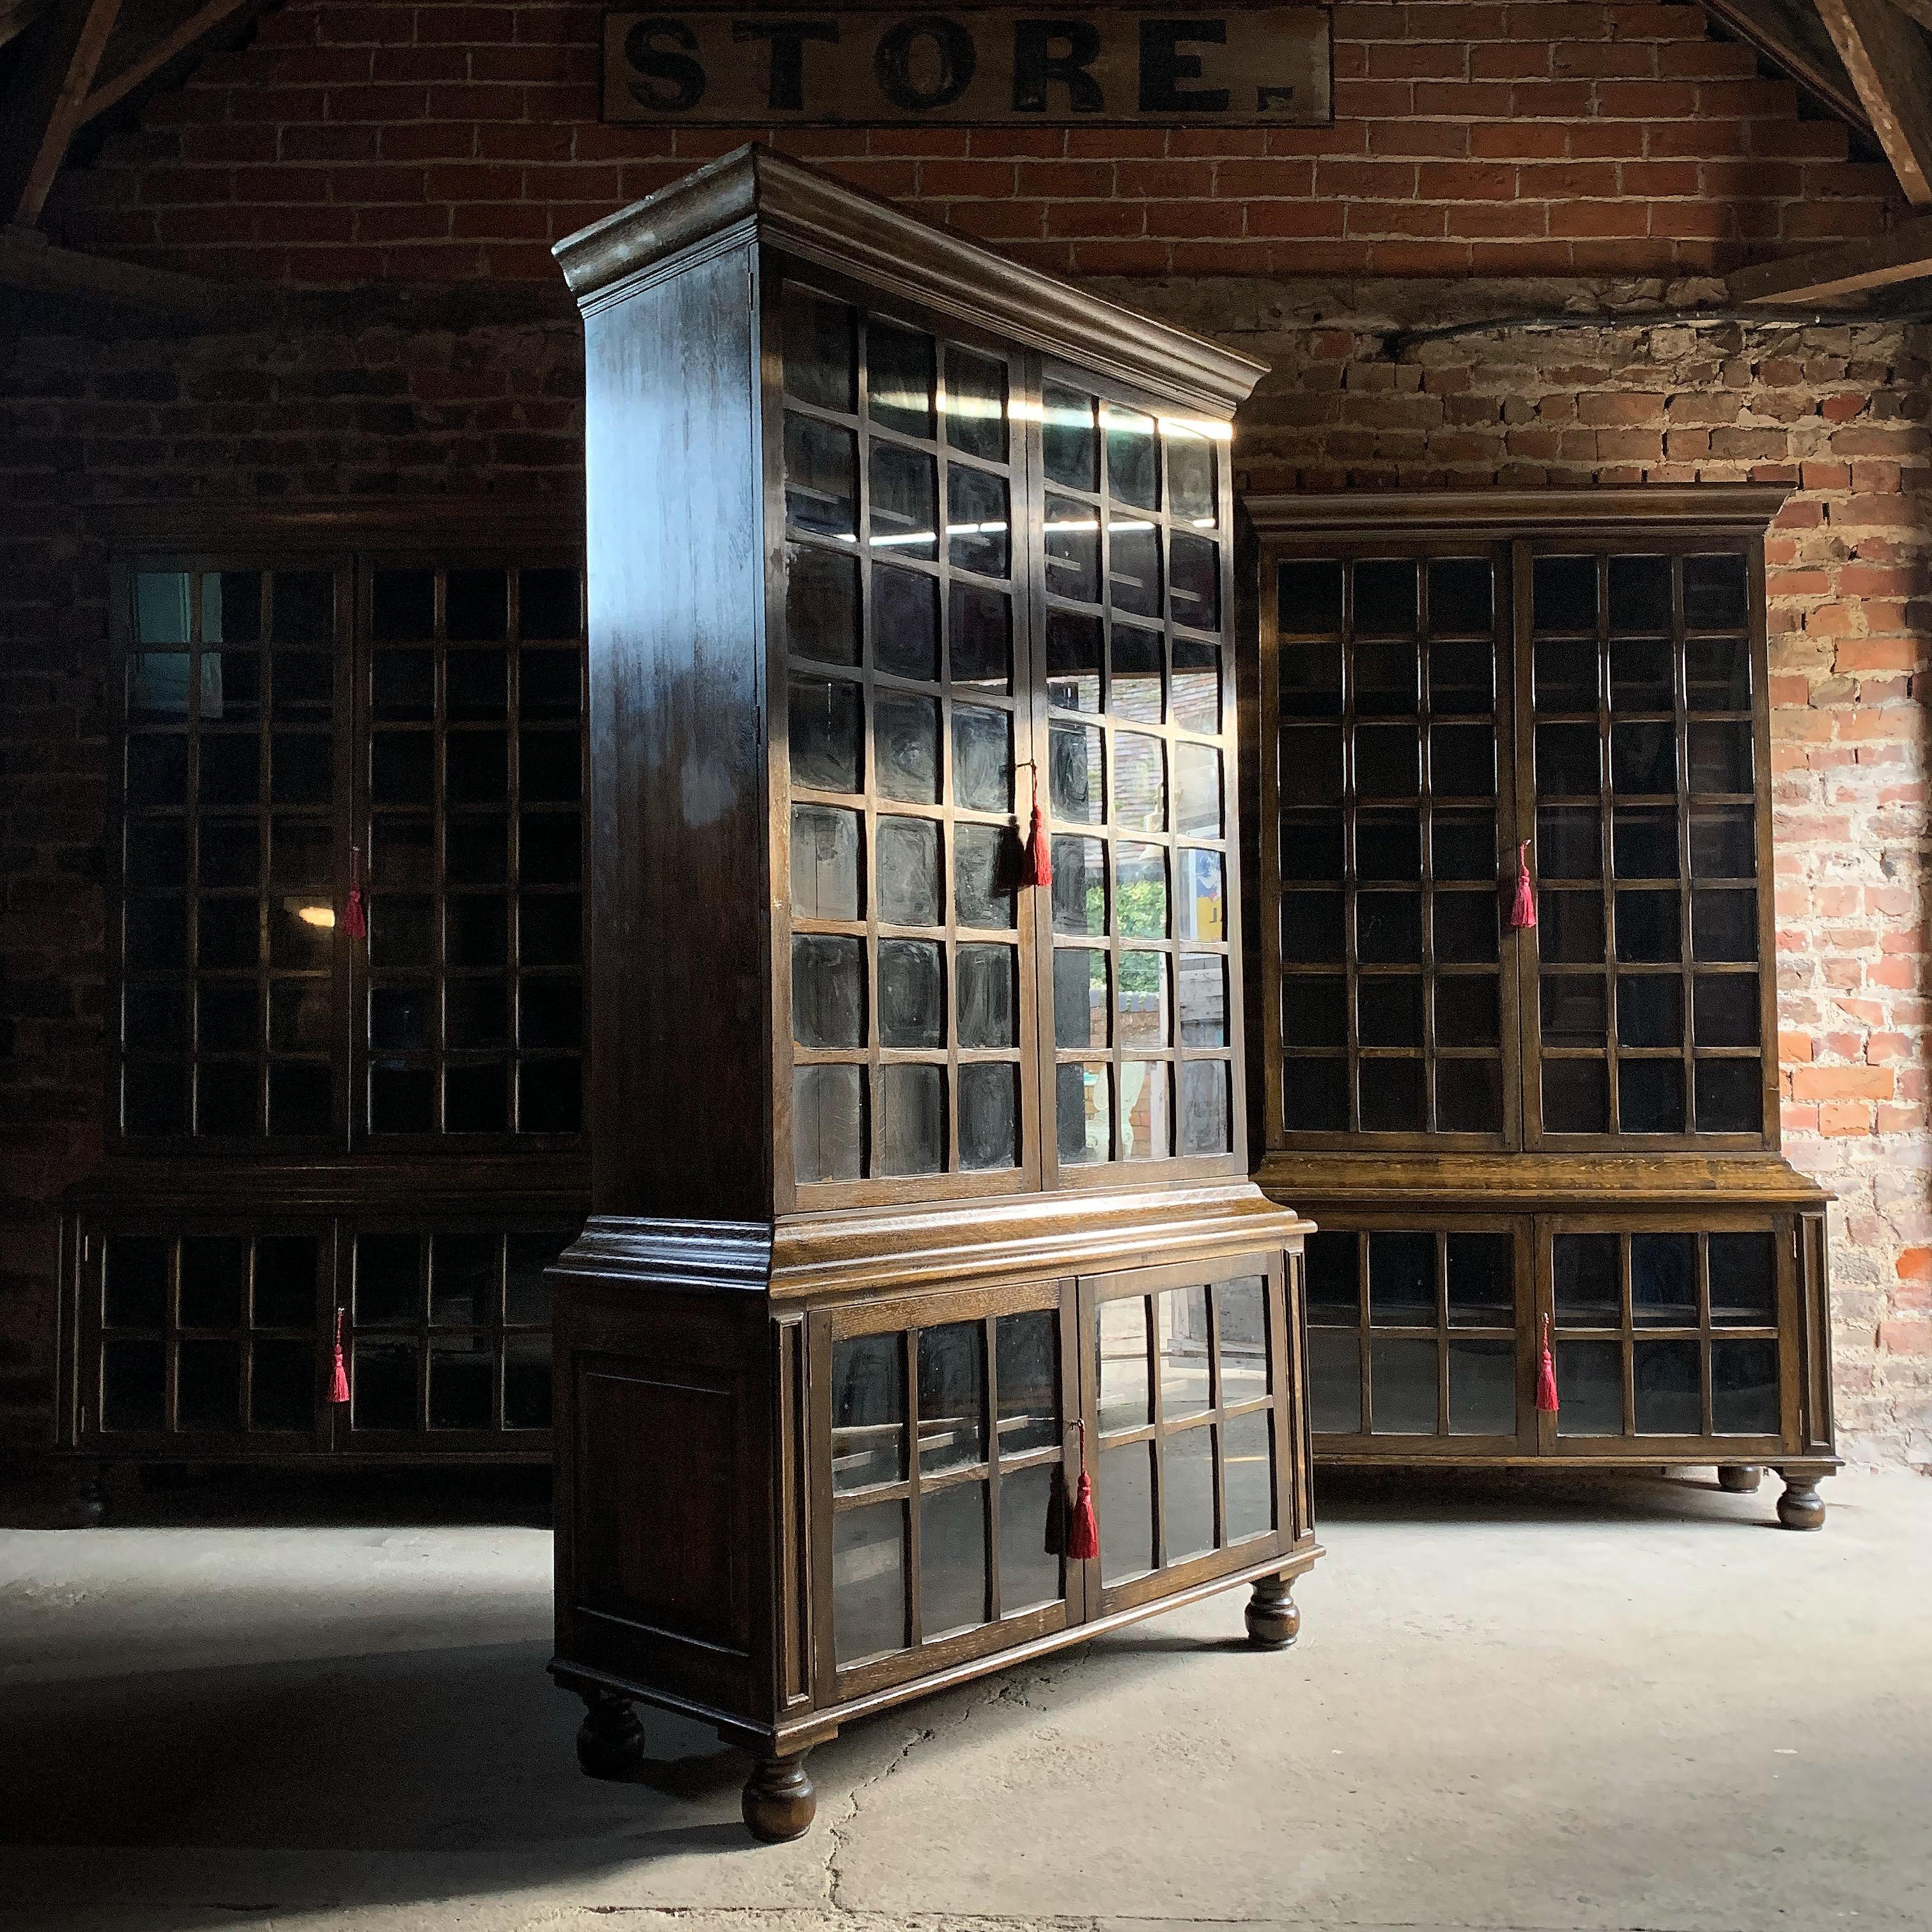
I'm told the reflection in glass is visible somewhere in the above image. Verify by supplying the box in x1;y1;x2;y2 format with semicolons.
1115;843;1168;938
1709;1232;1775;1325
833;1503;906;1664
1170;532;1219;630
1042;385;1097;490
1217;1276;1267;1402
876;816;940;927
1634;1340;1701;1434
1113;732;1166;831
867;321;935;437
1172;639;1220;731
1555;1340;1621;1436
944;344;1006;461
1166;422;1216;523
1056;1060;1110;1163
1370;1336;1437;1434
869;444;938;560
920;1481;988;1639
795;1064;863;1182
792;935;864;1047
1104;405;1157;508
1308;1329;1360;1434
959;1062;1018;1170
783;284;856;411
1045;496;1099;601
956;943;1016;1047
918;1322;984;1473
1448;1339;1515;1435
832;1334;904;1490
952;583;1011;690
1712;1338;1778;1434
1047;608;1102;711
790;674;862;793
1113;627;1163;722
999;1464;1063;1613
1175;743;1221;837
879;1063;945;1175
1554;1233;1619;1325
1631;1232;1696;1325
954;823;1014;929
996;1311;1058;1453
792;806;862;920
1098;1295;1150;1430
1109;523;1161;618
1098;1441;1155;1583
871;563;939;680
1179;952;1227;1047
952;704;1012;813
1055;946;1106;1046
1116;949;1170;1047
1158;1285;1211;1418
875;690;939;803
1179;1060;1231;1154
1120;1060;1170;1159
1051;721;1105;824
1354;559;1418;634
947;465;1009;578
1446;1233;1512;1326
879;939;943;1047
1369;1231;1434;1324
1164;1423;1216;1560
784;414;856;537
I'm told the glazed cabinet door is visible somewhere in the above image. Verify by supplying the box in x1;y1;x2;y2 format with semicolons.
1080;1251;1300;1614
1537;1214;1795;1457
1302;1220;1535;1455
811;1278;1079;1703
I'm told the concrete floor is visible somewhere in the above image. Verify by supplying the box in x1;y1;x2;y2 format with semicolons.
1;1466;1928;1932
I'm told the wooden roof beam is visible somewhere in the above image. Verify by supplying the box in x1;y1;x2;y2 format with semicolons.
0;221;226;316
0;0;121;226
1814;0;1932;204
1729;209;1932;301
0;0;56;52
78;0;264;128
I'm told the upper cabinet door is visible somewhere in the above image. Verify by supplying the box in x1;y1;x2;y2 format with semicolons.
1033;364;1247;1188
776;272;1042;1206
1518;539;1774;1149
1267;543;1521;1149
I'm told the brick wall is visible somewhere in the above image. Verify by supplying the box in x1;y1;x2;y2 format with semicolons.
4;0;1931;1467
45;1;1901;283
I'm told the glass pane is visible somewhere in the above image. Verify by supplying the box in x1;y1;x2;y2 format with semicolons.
1222;1408;1272;1539
920;1480;988;1639
1709;1232;1776;1325
1540;891;1605;964
1163;1423;1216;1561
792;935;864;1048
1369;1231;1434;1324
1044;496;1099;602
1174;743;1221;837
1631;1233;1696;1325
1116;842;1168;938
1047;608;1102;712
1120;1060;1170;1159
504;1334;552;1428
1432;814;1495;880
918;1322;984;1474
1217;1275;1268;1403
1179;1059;1231;1154
1686;637;1750;711
1042;385;1097;490
1446;1233;1511;1327
1281;892;1344;964
1683;552;1747;629
879;939;943;1047
1304;1230;1358;1320
1355;559;1418;634
1355;725;1418;799
1359;1058;1424;1132
1543;1057;1609;1132
1691;807;1755;878
1554;1340;1621;1437
1157;1285;1211;1419
1173;639;1221;732
104;1238;169;1328
789;674;862;794
867;321;934;438
1694;974;1758;1047
795;1064;863;1182
1435;893;1497;965
1618;975;1683;1048
1438;976;1499;1047
1357;815;1420;881
1098;1294;1150;1431
1170;532;1219;631
1554;1232;1619;1326
952;704;1012;813
102;1336;166;1429
959;1062;1018;1171
1712;1338;1779;1434
1279;559;1343;634
956;943;1016;1047
947;465;1009;578
944;345;1006;461
783;284;856;411
520;568;581;642
355;1233;421;1327
1689;721;1752;794
429;1337;495;1430
1696;1058;1761;1135
832;1333;904;1491
1618;1058;1685;1134
1694;890;1757;962
430;1232;497;1327
178;1338;243;1431
1098;1440;1155;1583
1112;626;1163;722
1534;555;1597;631
784;413;856;537
352;1341;418;1430
951;583;1011;691
1056;1060;1110;1163
1539;807;1601;879
996;1310;1059;1453
954;823;1014;929
1610;638;1674;710
876;816;940;927
792;805;863;922
1116;950;1169;1048
1179;953;1228;1049
251;1337;314;1431
178;1235;246;1327
506;1233;563;1327
253;1237;317;1328
1537;723;1602;795
1370;1336;1438;1434
1612;722;1676;794
1431;724;1494;798
874;691;939;803
1431;638;1493;711
1109;523;1161;619
870;563;938;680
1448;1339;1515;1435
1104;405;1157;508
833;1501;907;1665
998;1463;1063;1614
789;544;862;668
1606;553;1670;631
1113;732;1166;831
879;1063;945;1175
1055;945;1106;1046
1308;1329;1361;1434
1634;1340;1701;1435
1279;727;1342;808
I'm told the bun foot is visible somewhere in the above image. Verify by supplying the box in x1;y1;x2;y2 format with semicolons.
1245;1572;1300;1650
575;1692;645;1779
1775;1470;1827;1531
742;1752;815;1842
1717;1464;1761;1494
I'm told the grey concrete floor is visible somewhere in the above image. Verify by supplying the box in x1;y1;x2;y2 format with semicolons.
1;1465;1928;1932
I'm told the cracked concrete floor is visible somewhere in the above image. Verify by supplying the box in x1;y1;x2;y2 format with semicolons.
1;1465;1929;1932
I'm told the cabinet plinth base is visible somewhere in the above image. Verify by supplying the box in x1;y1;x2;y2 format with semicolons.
1717;1464;1761;1494
576;1692;646;1779
743;1753;815;1843
1244;1572;1301;1650
1775;1468;1828;1531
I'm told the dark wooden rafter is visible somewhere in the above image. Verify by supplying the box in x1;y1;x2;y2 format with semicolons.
0;0;122;225
0;0;56;52
78;0;261;127
1814;0;1932;204
1729;208;1932;300
1699;0;1874;130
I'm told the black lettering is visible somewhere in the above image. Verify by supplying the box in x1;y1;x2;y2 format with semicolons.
732;18;840;112
874;14;977;112
1012;19;1104;114
625;17;707;112
1138;18;1229;114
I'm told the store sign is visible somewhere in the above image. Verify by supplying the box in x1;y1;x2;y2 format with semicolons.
602;9;1332;126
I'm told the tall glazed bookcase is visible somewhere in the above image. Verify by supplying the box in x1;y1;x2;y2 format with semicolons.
548;149;1318;1842
1244;491;1835;1531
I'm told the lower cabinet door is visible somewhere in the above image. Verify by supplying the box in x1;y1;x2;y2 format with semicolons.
1080;1250;1297;1615
1539;1215;1793;1454
813;1277;1079;1703
1303;1219;1536;1455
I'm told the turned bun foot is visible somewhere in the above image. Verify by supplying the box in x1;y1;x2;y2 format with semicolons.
575;1692;646;1779
742;1752;815;1842
1245;1573;1300;1650
1775;1471;1827;1531
1717;1464;1761;1494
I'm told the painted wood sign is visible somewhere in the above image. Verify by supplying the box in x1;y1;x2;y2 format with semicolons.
602;9;1333;125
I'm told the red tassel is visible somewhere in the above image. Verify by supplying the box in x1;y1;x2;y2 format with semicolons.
1016;767;1052;889
1534;1315;1559;1415
328;1308;351;1405
343;844;367;940
1064;1418;1099;1561
1509;840;1536;931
